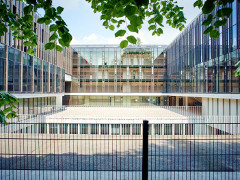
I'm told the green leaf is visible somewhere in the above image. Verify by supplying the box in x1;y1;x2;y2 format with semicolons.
120;40;128;48
127;36;137;44
155;14;163;26
124;5;137;17
45;42;55;50
45;18;51;25
26;48;34;55
194;0;203;8
23;41;32;46
214;19;227;28
216;8;232;18
109;25;115;31
127;25;138;33
56;45;63;52
49;33;58;41
202;0;215;14
37;17;46;24
115;30;126;37
50;24;58;31
203;26;213;34
62;33;72;44
23;5;33;15
57;6;64;14
209;29;220;39
148;25;156;31
202;14;213;26
111;19;117;23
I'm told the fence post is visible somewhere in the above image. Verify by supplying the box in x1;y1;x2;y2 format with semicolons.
142;120;149;180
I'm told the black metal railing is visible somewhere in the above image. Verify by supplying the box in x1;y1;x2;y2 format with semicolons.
0;118;240;179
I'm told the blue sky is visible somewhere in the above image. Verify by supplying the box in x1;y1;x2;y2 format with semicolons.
52;0;201;45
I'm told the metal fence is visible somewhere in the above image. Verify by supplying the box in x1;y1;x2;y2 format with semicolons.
0;115;240;179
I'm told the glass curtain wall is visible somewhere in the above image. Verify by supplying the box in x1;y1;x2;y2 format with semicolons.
22;53;32;92
0;43;5;90
167;0;240;94
8;47;21;92
72;45;166;93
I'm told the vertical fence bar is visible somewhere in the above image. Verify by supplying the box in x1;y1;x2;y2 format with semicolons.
142;120;149;180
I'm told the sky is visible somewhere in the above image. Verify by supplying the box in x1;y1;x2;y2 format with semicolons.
52;0;201;45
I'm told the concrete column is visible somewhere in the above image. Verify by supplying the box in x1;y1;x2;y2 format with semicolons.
176;96;179;106
99;124;101;135
4;45;8;91
152;124;154;135
172;124;175;135
213;98;218;116
120;124;122;135
57;124;60;134
47;124;49;134
209;98;213;116
56;96;62;106
183;97;188;106
85;96;90;106
20;51;23;92
109;124;112;135
183;124;185;135
130;124;132;135
224;99;230;116
218;98;224;116
78;124;81;134
230;99;237;116
238;100;240;116
202;98;209;116
162;124;164;135
68;124;70;134
141;124;143;135
88;124;90;135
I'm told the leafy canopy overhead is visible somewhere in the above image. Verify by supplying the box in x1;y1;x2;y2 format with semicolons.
87;0;186;48
0;0;72;56
87;0;239;48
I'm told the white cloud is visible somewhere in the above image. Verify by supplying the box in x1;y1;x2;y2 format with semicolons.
70;36;81;45
83;34;98;41
53;0;88;11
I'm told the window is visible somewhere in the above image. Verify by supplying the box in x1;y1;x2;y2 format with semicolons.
111;124;120;135
59;124;68;134
90;124;99;134
122;124;130;135
164;124;172;135
154;124;162;135
79;124;88;134
175;124;183;135
132;124;141;135
49;124;58;134
101;124;109;135
69;124;78;134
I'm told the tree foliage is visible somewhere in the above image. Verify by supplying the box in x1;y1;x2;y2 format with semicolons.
87;0;239;47
87;0;186;48
0;0;72;56
0;91;19;125
194;0;240;39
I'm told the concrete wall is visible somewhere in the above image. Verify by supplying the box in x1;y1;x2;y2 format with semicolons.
202;98;239;116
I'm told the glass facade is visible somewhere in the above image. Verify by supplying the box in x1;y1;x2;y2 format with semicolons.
68;95;170;106
8;47;21;92
17;96;56;115
167;0;240;94
22;53;32;92
0;44;5;90
72;45;166;93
